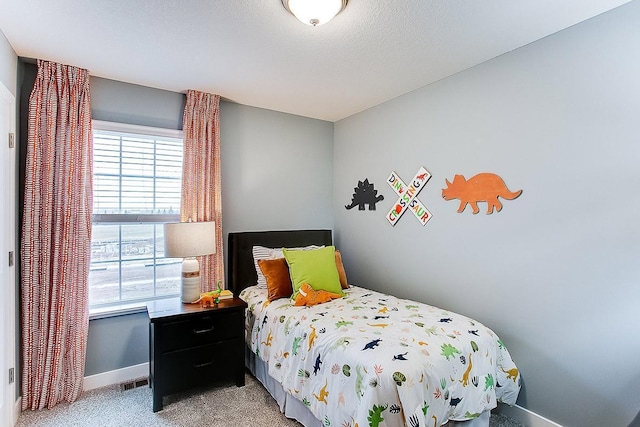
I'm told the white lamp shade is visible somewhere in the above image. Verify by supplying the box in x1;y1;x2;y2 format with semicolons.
283;0;347;26
164;222;216;258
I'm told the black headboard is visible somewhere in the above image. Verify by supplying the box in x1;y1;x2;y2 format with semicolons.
227;229;333;296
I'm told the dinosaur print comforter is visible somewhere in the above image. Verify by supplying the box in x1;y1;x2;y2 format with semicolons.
240;285;520;427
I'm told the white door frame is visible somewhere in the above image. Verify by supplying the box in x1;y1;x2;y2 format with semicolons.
0;81;17;427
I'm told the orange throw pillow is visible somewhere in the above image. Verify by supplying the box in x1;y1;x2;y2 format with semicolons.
335;250;349;289
258;258;292;301
294;282;342;307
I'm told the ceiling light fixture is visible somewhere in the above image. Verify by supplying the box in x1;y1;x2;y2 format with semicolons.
282;0;348;27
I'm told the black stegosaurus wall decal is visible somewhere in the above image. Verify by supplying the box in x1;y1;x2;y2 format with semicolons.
345;179;384;211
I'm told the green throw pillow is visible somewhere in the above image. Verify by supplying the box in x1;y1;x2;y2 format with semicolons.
283;246;343;297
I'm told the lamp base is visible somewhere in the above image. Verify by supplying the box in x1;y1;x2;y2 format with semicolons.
181;257;201;303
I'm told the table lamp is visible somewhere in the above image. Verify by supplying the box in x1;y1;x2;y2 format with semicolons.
164;221;216;303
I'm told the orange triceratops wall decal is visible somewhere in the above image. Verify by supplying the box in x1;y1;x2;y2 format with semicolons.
442;173;522;214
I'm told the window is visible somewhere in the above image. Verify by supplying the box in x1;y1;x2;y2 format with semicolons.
89;121;183;310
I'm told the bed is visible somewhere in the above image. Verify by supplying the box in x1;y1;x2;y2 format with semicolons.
228;230;520;427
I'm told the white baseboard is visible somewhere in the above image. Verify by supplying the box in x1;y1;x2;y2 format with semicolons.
83;363;149;392
497;403;563;427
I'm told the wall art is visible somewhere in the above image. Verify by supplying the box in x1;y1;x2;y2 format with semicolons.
442;173;522;214
386;167;433;226
345;178;384;210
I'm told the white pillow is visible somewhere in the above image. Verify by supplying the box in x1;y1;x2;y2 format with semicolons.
252;245;322;288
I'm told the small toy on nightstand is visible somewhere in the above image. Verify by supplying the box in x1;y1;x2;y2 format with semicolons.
199;293;216;308
198;281;229;307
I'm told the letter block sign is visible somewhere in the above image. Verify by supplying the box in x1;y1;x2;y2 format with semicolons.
386;167;433;226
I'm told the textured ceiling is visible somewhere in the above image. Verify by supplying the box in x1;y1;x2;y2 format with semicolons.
0;0;631;122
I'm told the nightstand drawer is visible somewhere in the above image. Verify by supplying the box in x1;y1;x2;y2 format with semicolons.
161;311;243;352
161;340;241;394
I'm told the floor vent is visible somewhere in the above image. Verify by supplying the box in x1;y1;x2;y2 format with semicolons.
120;378;149;391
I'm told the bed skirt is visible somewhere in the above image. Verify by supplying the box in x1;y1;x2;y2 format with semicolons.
245;346;490;427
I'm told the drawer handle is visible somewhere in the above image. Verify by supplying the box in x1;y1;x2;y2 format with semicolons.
194;361;214;369
193;327;214;334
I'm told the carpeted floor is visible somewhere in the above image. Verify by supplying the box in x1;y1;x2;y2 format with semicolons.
15;373;522;427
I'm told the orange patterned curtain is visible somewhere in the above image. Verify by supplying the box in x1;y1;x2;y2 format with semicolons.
181;90;224;291
21;60;93;410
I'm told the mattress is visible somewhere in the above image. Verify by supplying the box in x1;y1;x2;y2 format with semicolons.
241;285;520;427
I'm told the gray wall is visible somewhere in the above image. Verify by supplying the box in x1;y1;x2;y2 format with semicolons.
84;312;150;375
84;80;334;375
91;78;185;130
221;102;334;235
0;30;16;95
333;3;640;427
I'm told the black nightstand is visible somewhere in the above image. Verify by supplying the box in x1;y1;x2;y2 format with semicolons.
147;296;248;412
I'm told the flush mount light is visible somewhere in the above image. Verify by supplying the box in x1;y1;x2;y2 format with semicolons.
282;0;348;26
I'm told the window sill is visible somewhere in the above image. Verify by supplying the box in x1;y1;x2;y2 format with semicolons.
89;302;149;320
89;295;182;320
